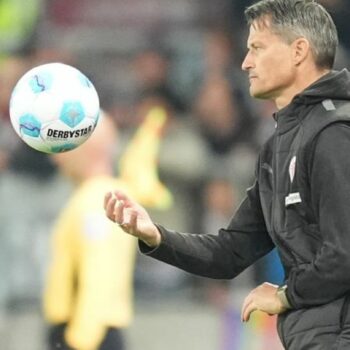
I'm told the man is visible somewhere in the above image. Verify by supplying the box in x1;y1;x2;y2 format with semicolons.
104;1;350;348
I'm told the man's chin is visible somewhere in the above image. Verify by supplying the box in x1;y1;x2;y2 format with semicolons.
250;87;270;100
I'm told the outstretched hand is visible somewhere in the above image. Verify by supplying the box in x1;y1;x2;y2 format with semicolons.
104;190;162;247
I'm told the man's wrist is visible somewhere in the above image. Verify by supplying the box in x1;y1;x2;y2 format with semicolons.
143;225;162;247
277;285;292;309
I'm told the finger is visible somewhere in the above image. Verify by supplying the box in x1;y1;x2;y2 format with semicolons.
105;195;117;222
241;294;251;321
241;297;249;321
115;208;136;235
104;192;112;211
113;190;132;206
113;200;125;225
242;300;256;322
128;210;138;234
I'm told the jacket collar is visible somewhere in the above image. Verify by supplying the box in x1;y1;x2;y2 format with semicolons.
273;69;350;134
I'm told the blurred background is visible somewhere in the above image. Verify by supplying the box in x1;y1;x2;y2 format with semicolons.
0;0;349;349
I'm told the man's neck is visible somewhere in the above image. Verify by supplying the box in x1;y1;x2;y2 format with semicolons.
275;68;330;110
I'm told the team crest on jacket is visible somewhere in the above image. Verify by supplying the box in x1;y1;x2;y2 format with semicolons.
289;156;296;183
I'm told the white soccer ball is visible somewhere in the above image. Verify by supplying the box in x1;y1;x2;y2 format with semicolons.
9;62;100;154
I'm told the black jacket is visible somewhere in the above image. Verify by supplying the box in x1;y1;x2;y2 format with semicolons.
141;69;350;311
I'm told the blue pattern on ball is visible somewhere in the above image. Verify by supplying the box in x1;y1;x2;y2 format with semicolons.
59;101;85;128
19;114;42;137
29;72;53;93
51;143;77;153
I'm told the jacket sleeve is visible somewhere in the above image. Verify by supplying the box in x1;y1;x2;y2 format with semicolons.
286;122;350;308
140;177;275;279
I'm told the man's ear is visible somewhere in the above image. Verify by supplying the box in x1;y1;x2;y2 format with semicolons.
292;37;310;66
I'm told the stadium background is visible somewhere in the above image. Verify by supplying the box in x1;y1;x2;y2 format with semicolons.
0;0;349;349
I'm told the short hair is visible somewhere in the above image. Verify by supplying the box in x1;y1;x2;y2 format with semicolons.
244;0;338;69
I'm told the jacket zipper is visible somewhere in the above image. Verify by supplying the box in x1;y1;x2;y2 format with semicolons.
271;129;298;267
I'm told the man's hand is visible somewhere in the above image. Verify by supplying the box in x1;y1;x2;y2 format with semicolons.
241;282;287;322
104;190;162;247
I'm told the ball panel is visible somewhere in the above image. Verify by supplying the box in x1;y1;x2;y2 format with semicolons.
59;101;85;128
78;87;100;118
29;71;53;93
30;92;61;123
50;143;78;153
19;114;42;137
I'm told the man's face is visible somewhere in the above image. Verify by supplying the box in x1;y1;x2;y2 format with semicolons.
242;21;297;100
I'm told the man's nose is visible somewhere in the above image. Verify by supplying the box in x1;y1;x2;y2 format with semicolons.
241;52;253;71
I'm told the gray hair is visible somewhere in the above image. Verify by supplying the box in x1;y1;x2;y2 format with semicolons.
244;0;338;69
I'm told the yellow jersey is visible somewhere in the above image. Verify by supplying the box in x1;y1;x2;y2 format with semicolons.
43;176;137;350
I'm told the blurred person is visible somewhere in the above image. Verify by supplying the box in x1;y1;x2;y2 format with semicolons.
44;109;168;349
203;27;241;78
201;26;253;109
104;1;350;349
172;26;254;118
193;75;257;198
43;112;135;350
44;107;173;350
132;47;169;91
131;47;185;113
193;75;255;154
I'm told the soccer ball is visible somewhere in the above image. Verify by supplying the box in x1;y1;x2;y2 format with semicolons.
9;62;100;154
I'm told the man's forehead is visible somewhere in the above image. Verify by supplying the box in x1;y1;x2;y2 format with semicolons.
249;16;272;34
247;24;271;42
247;20;279;44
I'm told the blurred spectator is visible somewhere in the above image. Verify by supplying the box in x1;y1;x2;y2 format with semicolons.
0;0;43;56
202;27;244;79
43;113;137;350
173;26;251;112
193;75;255;155
133;47;185;105
44;107;174;349
192;75;257;198
132;47;170;92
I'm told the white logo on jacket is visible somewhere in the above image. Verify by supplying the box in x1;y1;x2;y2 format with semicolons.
289;156;296;183
285;156;302;206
